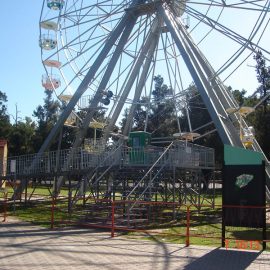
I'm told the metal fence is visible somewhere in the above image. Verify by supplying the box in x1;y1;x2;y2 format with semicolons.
1;188;269;251
48;198;269;250
2;141;214;177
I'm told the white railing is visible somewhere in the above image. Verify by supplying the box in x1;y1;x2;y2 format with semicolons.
3;141;214;177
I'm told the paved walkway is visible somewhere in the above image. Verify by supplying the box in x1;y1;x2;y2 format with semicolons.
0;218;269;270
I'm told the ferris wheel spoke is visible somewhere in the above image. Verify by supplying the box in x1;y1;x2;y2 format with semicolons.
159;32;184;132
61;8;125;31
59;11;151;83
186;5;270;59
61;34;108;71
188;0;266;10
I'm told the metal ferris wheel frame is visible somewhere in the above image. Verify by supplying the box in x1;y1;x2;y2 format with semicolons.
39;1;270;198
39;0;270;152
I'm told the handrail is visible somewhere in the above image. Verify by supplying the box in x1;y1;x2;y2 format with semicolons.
87;143;123;187
133;162;168;204
125;141;174;200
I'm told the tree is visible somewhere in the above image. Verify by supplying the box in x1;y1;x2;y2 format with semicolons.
121;75;178;137
32;90;60;151
254;51;270;109
8;117;36;156
180;84;212;132
0;91;11;140
252;51;270;158
147;76;178;137
230;88;247;106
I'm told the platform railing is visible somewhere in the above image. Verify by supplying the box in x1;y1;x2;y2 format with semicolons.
3;141;214;178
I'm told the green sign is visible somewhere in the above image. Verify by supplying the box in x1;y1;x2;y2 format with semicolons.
224;144;263;165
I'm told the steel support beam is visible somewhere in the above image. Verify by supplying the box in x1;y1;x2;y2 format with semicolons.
55;9;139;192
71;17;138;149
122;23;160;136
159;3;242;146
102;18;160;140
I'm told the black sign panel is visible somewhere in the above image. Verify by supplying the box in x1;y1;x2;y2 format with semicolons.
223;164;265;227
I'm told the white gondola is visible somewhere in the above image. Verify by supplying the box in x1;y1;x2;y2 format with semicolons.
42;74;61;90
59;95;73;103
47;0;64;10
238;107;255;148
40;21;58;31
241;127;255;148
43;60;61;69
173;132;200;141
39;34;57;50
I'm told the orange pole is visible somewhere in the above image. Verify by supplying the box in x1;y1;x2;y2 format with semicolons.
186;205;190;247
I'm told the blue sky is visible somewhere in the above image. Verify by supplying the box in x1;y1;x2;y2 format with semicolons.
0;1;44;122
1;1;269;123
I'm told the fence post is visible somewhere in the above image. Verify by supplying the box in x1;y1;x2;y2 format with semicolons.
111;200;115;238
51;196;55;229
186;205;190;247
24;179;28;207
3;192;7;222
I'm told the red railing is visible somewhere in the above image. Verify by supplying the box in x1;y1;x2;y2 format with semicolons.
49;198;269;250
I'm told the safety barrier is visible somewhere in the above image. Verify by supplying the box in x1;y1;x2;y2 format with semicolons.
3;191;268;250
50;199;269;250
4;141;214;177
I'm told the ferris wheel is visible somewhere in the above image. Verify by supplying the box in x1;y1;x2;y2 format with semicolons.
39;0;270;152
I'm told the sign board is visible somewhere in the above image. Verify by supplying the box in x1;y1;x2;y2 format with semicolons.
223;145;265;228
10;160;16;173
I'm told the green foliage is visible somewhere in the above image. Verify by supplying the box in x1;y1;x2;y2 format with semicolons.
8;117;36;156
32;90;60;151
251;51;270;158
0;91;9;117
33;90;60;125
2;55;270;162
250;106;270;158
182;84;223;165
254;50;270;99
231;88;247;106
148;76;177;137
121;75;178;137
0;91;11;140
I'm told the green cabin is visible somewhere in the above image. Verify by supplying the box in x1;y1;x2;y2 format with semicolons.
128;131;151;164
